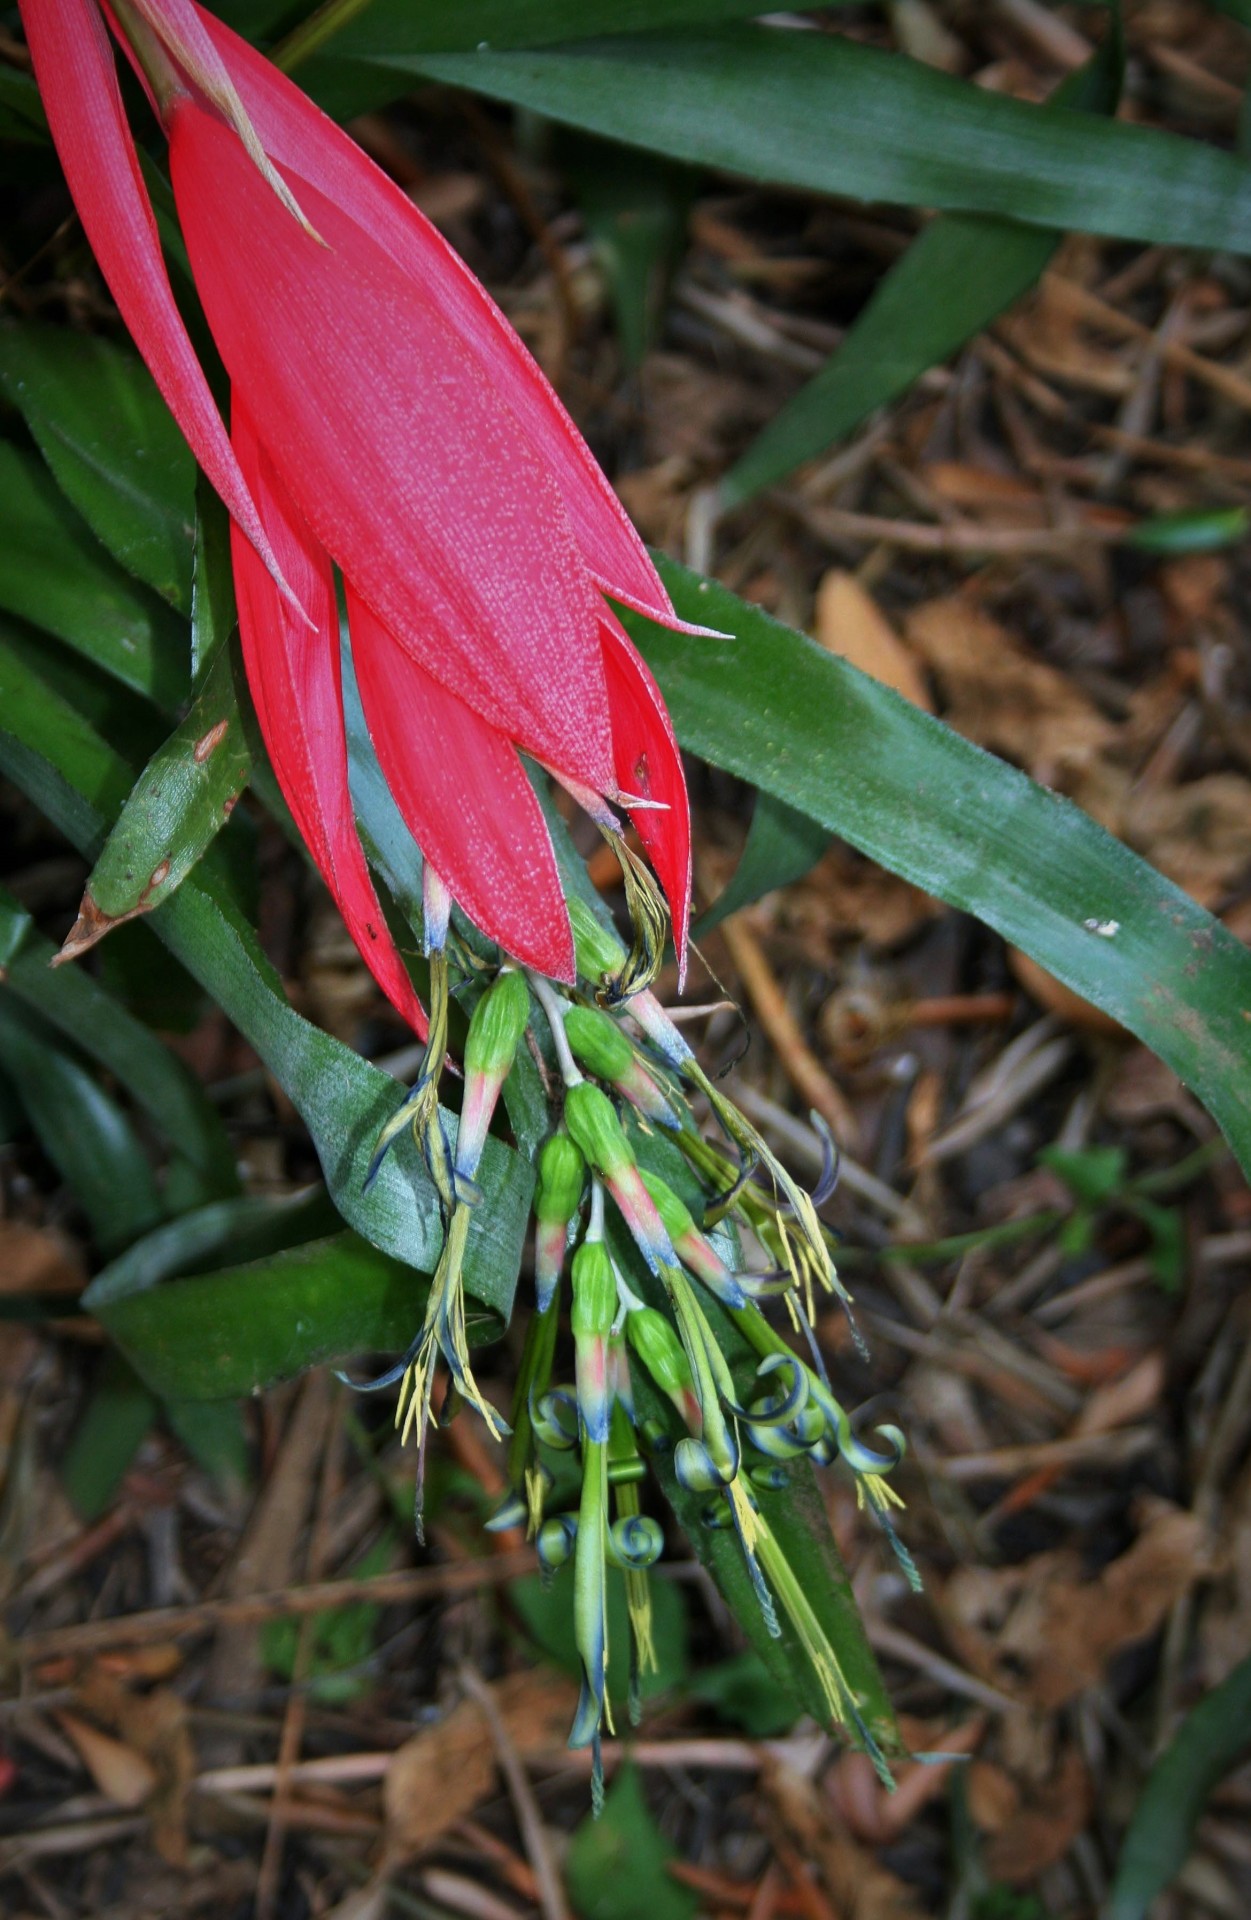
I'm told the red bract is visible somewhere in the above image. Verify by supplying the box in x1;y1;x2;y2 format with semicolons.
21;0;695;1027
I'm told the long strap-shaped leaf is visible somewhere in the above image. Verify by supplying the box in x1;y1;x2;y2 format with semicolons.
628;560;1251;1182
408;27;1251;255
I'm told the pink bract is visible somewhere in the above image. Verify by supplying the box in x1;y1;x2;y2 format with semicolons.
20;0;693;1024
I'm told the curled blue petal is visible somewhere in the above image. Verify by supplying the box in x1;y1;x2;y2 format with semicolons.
531;1387;580;1451
536;1512;578;1572
674;1433;738;1492
608;1513;663;1569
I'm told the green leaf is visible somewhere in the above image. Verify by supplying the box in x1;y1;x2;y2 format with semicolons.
0;652;532;1321
86;1190;340;1309
165;1397;251;1489
0;442;185;709
82;644;251;928
191;475;237;687
289;0;799;117
565;1764;697;1920
0;68;49;143
694;790;828;936
409;27;1251;255
722;35;1123;505
0;325;195;611
60;1350;157;1521
1039;1144;1128;1207
562;134;693;369
1105;1655;1251;1920
1128;507;1250;555
87;1230;457;1401
629;560;1251;1186
0;992;163;1255
691;1647;801;1736
0;884;238;1197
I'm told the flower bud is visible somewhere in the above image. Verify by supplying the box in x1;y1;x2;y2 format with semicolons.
535;1131;586;1226
464;966;530;1078
569;895;627;982
533;1131;585;1314
639;1170;696;1243
563;1080;634;1177
566;1006;679;1129
626;1306;691;1391
571;1240;617;1342
639;1171;747;1307
456;968;531;1182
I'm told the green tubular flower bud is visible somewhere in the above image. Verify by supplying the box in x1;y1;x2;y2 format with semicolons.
569;896;627;981
571;1240;617;1341
626;1307;693;1398
464;966;530;1078
563;1080;634;1178
535;1131;585;1226
639;1170;695;1243
564;1005;634;1081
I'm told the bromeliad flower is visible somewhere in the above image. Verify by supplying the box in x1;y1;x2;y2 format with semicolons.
22;0;696;1025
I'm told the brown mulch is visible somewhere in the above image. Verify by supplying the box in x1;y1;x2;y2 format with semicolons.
5;4;1251;1917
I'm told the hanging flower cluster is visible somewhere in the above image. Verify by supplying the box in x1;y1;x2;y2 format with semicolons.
22;0;917;1798
350;901;919;1804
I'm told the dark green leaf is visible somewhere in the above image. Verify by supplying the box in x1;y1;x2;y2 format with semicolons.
565;1765;697;1920
191;474;237;686
289;0;802;117
410;27;1251;254
164;1397;251;1489
60;1350;157;1521
1106;1656;1251;1920
691;1648;801;1736
1039;1144;1128;1206
87;1190;339;1309
562;134;693;369
0;442;185;708
0;884;238;1196
83;644;251;926
0;68;48;143
0;325;195;610
0;992;163;1256
723;214;1057;507
88;1229;461;1401
630;560;1251;1186
694;790;828;936
721;36;1124;505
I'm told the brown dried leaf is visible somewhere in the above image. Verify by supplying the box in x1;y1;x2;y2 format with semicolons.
904;596;1116;793
1127;772;1251;907
983;1747;1092;1885
793;844;939;956
0;1221;86;1299
944;1501;1215;1709
56;1710;157;1809
827;1716;986;1844
813;570;934;711
923;461;1048;525
763;1757;929;1920
75;1670;194;1864
966;1760;1020;1835
384;1671;576;1862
